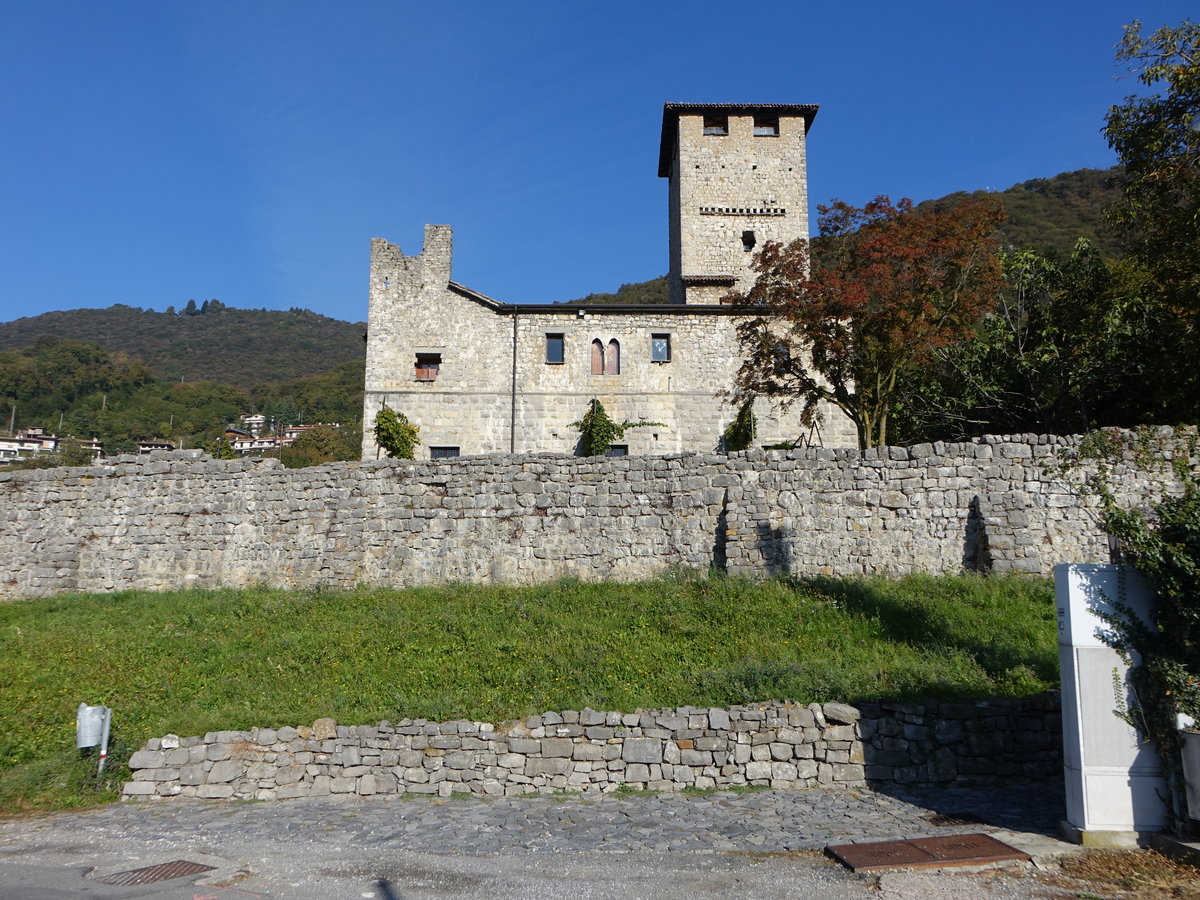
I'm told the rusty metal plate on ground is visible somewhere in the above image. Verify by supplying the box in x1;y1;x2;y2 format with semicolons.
826;838;941;871
911;833;1029;864
925;811;984;827
91;859;216;885
826;833;1030;872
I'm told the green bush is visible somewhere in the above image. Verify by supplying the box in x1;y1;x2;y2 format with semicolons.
373;406;419;459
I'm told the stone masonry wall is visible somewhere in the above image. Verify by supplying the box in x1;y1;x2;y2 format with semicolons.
1;429;1193;599
122;695;1061;802
361;229;856;460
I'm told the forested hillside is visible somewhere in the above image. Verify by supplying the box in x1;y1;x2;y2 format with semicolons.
919;167;1122;257
0;336;363;460
565;275;671;305
0;302;365;388
563;167;1123;307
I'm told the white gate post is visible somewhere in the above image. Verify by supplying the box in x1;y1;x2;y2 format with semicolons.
1056;563;1167;845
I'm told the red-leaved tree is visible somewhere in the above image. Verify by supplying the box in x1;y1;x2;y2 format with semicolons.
729;195;1005;449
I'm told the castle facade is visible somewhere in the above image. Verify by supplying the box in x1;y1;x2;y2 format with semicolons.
361;103;855;459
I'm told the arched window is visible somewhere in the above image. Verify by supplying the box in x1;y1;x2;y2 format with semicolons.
606;339;621;375
591;339;604;375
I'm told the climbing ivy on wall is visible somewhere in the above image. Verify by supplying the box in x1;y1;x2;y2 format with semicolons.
723;399;757;451
569;399;662;457
373;406;419;459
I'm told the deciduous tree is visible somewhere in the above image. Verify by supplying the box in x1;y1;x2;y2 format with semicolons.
729;196;1005;449
1102;19;1200;426
281;424;357;468
1104;19;1200;301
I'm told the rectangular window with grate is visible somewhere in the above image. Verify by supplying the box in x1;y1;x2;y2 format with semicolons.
429;446;459;459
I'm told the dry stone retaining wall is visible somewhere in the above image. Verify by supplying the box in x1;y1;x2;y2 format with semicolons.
1;429;1192;599
122;695;1061;801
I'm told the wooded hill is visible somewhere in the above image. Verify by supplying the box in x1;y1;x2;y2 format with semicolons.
918;166;1122;258
0;302;366;389
566;167;1122;305
0;166;1121;377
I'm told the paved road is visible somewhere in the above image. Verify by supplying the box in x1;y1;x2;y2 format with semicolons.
0;784;1081;899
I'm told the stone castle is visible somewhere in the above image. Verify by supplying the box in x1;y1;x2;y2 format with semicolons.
361;104;856;460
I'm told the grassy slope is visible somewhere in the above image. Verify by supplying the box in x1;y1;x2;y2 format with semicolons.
0;573;1056;814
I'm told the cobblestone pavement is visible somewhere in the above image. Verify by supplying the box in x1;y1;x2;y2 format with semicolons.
0;783;1075;899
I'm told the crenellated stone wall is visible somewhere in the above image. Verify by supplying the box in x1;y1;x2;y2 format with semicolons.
121;695;1062;802
1;429;1192;599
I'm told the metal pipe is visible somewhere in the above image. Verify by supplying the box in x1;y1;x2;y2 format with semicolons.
510;312;518;453
97;707;112;776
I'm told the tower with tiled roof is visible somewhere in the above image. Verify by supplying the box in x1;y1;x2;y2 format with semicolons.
659;103;817;304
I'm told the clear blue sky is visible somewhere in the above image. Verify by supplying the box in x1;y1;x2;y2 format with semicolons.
0;2;1193;326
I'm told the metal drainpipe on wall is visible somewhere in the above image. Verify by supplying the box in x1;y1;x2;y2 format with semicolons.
510;312;518;453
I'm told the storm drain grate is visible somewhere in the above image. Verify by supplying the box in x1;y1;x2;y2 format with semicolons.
826;833;1030;872
91;859;216;886
925;811;985;827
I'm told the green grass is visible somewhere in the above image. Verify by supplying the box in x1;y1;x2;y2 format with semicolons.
0;571;1057;814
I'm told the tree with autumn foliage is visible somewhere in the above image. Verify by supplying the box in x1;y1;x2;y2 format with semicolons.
729;195;1005;449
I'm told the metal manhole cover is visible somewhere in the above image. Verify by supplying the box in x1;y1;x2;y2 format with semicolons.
925;811;985;827
826;838;935;871
91;859;217;886
826;833;1030;872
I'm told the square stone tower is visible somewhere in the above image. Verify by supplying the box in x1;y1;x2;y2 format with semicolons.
659;103;817;304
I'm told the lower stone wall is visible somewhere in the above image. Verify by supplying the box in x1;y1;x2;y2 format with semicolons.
858;695;1062;784
123;696;1061;801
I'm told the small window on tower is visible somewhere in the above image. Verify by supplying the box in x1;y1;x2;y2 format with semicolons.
753;115;779;136
415;353;441;381
703;114;728;136
742;230;757;252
